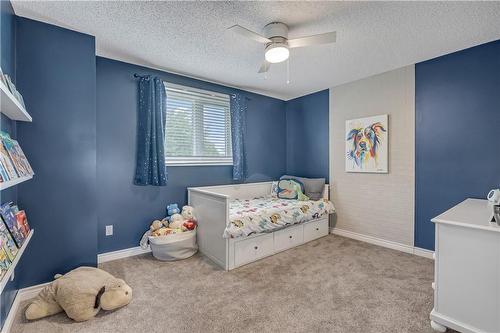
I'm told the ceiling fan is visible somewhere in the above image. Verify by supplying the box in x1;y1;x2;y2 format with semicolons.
228;22;336;73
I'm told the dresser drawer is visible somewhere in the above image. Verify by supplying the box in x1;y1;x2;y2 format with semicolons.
234;233;274;267
274;225;303;252
303;218;329;243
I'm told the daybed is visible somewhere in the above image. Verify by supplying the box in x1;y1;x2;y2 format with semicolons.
188;181;334;270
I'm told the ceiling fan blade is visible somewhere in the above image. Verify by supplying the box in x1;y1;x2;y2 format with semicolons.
258;61;271;73
228;25;271;44
288;31;336;48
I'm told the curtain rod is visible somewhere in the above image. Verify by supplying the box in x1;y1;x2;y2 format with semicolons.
134;73;251;101
133;73;151;79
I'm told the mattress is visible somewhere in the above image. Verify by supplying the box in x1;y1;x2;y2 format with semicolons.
224;196;335;238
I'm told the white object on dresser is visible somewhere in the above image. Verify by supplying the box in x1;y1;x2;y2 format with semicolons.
188;182;330;270
430;198;500;333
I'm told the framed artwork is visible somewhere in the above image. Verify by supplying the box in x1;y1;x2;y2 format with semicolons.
345;114;388;173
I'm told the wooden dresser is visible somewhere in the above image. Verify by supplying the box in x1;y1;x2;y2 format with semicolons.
430;199;500;333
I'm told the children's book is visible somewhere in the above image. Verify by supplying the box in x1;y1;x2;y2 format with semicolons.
0;246;11;280
0;222;18;262
15;210;30;238
12;140;34;176
0;203;25;248
2;135;29;177
0;158;10;182
0;137;17;180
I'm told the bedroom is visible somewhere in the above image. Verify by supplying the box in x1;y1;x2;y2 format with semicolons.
0;1;499;332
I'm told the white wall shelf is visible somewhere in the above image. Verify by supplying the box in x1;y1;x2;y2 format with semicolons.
0;175;33;191
0;80;32;122
0;229;34;294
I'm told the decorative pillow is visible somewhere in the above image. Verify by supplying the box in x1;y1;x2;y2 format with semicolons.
277;179;309;201
280;175;326;201
270;181;279;198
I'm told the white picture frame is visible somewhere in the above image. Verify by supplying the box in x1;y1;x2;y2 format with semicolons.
345;114;389;173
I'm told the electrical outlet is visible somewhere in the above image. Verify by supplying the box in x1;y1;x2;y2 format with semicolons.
105;225;113;236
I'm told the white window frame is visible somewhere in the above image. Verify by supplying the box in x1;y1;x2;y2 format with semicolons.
163;82;233;166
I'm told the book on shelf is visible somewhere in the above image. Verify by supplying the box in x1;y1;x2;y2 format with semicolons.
0;138;18;181
0;202;26;248
0;222;18;262
0;245;11;280
0;131;34;183
11;140;33;176
15;210;30;239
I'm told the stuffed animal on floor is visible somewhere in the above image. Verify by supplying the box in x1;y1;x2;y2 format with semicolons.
25;267;132;322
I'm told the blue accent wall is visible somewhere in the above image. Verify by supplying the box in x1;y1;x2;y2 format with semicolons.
96;57;286;253
415;40;500;250
0;0;18;328
15;17;98;287
285;90;329;181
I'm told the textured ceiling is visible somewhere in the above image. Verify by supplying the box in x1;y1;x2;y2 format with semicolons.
12;1;500;100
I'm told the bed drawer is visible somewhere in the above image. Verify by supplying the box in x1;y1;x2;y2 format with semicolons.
274;225;304;252
303;218;329;243
234;233;274;267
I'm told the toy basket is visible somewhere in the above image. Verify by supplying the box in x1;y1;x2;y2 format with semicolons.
140;228;198;261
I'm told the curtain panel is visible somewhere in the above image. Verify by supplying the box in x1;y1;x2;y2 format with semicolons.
134;75;168;186
230;93;247;181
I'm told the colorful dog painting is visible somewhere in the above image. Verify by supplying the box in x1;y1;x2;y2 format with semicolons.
345;115;388;173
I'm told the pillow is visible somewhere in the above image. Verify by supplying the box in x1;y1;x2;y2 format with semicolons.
280;175;326;201
277;179;309;201
270;181;279;198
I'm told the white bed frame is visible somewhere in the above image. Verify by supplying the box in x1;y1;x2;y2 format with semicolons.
188;182;330;270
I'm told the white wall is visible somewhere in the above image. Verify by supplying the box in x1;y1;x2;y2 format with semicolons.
329;66;415;246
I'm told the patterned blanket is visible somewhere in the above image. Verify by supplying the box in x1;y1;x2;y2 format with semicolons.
224;196;335;239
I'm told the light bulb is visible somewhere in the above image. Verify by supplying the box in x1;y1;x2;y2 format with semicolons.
265;43;289;64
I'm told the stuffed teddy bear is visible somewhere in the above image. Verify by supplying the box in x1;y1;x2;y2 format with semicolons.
149;220;163;232
181;205;196;220
166;203;180;216
25;267;132;322
168;213;184;229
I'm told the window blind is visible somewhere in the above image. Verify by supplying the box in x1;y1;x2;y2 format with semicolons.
164;83;232;165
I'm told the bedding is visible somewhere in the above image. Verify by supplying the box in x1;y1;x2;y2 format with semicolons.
224;196;335;238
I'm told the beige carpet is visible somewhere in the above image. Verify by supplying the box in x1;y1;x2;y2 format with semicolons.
11;235;447;333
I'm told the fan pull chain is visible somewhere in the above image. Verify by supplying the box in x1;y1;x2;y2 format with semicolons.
286;58;290;84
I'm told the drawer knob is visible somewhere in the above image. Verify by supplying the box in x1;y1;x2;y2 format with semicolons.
254;246;258;250
315;228;319;231
289;235;293;239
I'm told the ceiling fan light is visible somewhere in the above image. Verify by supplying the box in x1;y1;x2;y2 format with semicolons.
265;43;289;63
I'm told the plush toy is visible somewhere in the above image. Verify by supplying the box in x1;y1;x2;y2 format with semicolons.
168;213;184;229
25;267;132;322
181;205;196;220
151;227;175;237
149;220;163;232
166;203;180;216
182;219;197;231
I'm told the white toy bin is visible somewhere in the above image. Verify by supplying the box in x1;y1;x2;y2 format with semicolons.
140;229;198;261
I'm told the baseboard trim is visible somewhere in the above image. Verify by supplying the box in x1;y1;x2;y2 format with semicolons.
1;282;49;333
330;227;434;259
97;246;151;264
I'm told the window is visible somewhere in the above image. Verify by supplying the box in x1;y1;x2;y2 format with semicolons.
164;83;232;166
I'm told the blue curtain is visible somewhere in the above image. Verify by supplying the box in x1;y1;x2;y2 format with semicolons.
230;93;247;181
134;75;168;186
